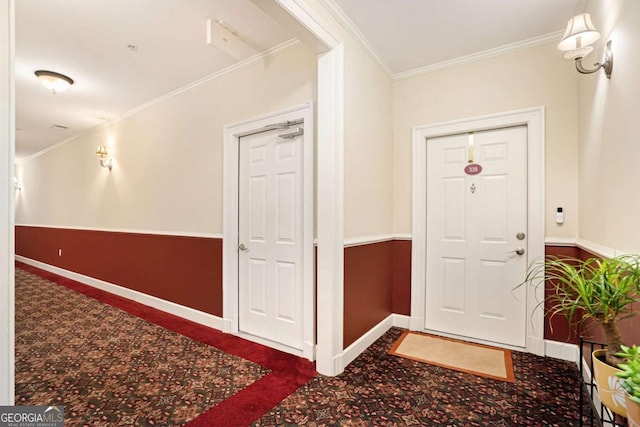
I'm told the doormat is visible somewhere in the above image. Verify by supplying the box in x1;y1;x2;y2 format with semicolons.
389;331;515;383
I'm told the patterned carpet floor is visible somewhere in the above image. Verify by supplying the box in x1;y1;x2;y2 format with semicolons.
256;328;585;426
15;268;269;426
15;266;588;426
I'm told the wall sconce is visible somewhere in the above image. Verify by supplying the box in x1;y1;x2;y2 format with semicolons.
13;177;21;191
96;146;113;171
558;13;613;79
34;70;74;94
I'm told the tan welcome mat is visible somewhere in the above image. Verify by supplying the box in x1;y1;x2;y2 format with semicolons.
389;331;515;383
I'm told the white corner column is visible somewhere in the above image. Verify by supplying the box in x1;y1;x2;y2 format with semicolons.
0;0;15;406
316;43;344;376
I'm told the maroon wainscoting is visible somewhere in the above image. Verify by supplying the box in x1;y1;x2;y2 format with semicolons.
544;245;581;344
343;241;394;348
15;226;223;316
392;239;411;316
544;245;640;347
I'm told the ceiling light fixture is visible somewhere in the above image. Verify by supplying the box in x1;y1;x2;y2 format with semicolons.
34;70;74;93
557;13;613;79
96;146;113;171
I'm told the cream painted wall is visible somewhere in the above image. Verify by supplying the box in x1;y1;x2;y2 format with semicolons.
15;43;317;235
281;0;394;240
578;0;640;254
392;42;579;239
343;40;393;239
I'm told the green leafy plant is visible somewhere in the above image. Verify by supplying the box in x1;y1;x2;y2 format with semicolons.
616;345;640;404
519;254;640;366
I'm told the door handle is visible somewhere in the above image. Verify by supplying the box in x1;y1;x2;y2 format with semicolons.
508;248;525;255
238;243;249;252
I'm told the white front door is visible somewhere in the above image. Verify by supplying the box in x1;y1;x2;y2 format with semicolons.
425;126;528;347
238;126;304;350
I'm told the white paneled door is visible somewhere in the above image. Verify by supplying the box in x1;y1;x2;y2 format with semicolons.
238;127;304;350
425;126;528;347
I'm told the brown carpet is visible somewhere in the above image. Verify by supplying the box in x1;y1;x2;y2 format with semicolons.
389;330;515;382
257;327;588;426
14;268;269;426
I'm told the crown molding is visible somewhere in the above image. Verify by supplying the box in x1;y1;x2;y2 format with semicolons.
393;30;563;81
17;38;302;164
317;0;393;77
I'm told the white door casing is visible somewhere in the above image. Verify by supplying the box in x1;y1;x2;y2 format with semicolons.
223;103;314;360
425;127;528;347
411;107;545;356
238;125;304;349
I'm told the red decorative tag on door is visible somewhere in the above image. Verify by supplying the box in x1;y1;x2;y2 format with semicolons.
464;163;482;175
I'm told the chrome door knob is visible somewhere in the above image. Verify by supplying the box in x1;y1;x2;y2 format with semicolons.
508;247;525;255
238;243;248;252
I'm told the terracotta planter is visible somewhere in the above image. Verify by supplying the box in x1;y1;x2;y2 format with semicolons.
627;392;640;427
592;349;627;418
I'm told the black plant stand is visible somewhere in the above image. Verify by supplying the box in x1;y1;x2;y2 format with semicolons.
579;337;627;426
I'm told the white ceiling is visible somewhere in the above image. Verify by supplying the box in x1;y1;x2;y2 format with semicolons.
15;0;294;159
331;0;582;74
15;0;584;160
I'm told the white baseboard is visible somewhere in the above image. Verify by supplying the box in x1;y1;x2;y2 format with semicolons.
544;340;579;363
527;336;545;356
341;314;394;369
392;314;410;329
15;256;225;331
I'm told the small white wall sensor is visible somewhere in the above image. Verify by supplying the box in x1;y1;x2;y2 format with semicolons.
556;207;564;224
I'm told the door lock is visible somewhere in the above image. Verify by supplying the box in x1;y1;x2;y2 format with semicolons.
508;248;525;255
238;243;249;252
516;232;526;240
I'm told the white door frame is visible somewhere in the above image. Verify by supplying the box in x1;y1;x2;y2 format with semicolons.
411;107;546;356
223;103;315;360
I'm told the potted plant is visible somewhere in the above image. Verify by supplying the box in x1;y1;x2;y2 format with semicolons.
616;345;640;425
519;254;640;417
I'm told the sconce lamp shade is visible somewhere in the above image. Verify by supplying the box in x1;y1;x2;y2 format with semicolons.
96;146;113;171
34;70;74;93
96;145;109;159
557;13;601;52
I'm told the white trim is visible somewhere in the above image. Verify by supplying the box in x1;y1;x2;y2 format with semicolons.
544;237;578;247
17;39;302;163
343;234;395;247
316;0;392;76
341;314;393;368
392;314;411;329
576;238;620;259
0;0;15;405
393;233;412;241
223;103;315;361
343;234;412;247
544;340;579;363
315;44;345;376
411;106;546;357
15;255;225;331
15;224;223;239
394;31;563;81
274;0;339;49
